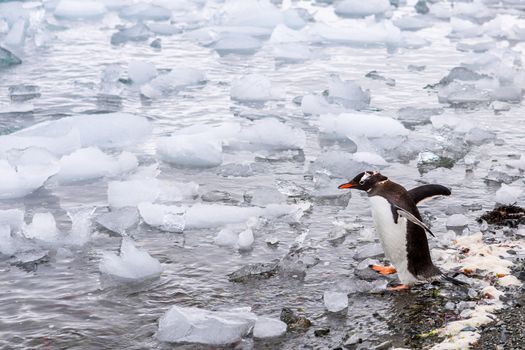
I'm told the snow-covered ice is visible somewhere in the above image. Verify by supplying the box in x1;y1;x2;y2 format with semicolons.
128;61;157;85
99;237;162;281
54;0;107;20
230;74;274;102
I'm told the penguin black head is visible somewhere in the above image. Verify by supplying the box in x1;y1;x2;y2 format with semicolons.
338;171;388;192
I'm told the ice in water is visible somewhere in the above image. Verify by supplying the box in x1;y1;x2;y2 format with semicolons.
157;135;223;168
56;148;138;184
119;3;171;21
128;61;157;85
446;214;468;228
9;85;41;102
4;18;27;48
96;207;139;235
335;0;391;18
323;291;349;313
0;46;22;67
54;0;107;20
24;212;59;242
99;237;162;281
157;306;257;345
111;23;152;45
138;202;185;233
237;228;254;251
495;184;521;205
253;317;287;338
107;179;160;208
140;67;206;98
230;74;274;102
0;159;55;200
327;75;371;110
211;34;263;56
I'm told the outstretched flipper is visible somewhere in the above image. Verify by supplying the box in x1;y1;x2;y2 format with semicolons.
408;184;451;205
392;203;436;237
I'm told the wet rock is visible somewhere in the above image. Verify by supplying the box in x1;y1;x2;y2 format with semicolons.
478;205;525;227
314;328;330;337
280;307;312;332
228;262;279;282
416;151;455;173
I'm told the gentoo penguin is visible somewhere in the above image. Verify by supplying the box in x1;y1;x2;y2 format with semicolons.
338;171;463;290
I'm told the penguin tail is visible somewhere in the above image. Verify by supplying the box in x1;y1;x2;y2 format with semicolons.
440;274;469;288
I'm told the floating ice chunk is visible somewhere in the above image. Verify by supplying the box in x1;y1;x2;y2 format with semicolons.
283;8;310;30
495;184;521;205
237;228;254;251
319;113;408;139
0;2;29;25
446;214;468;228
147;23;180;36
157;135;222;168
313;21;403;47
393;15;431;31
310;151;375;178
335;0;391;18
0;159;56;200
9;85;41;102
230;74;274;102
327;75;370;110
96;207;139;235
397;107;443;129
108;179;160;208
99;237;162;281
253;317;287;339
214;228;239;247
352;152;388;166
0;224;17;255
211;33;263;56
0;209;24;232
270;24;309;43
140;67;205;98
128;61;156;85
138;202;185;232
465;128;496;146
0;46;21;67
219;0;282;29
111;23;152;45
236;118;306;150
157;306;257;345
119;3;171;21
54;0;107;20
301;94;342;116
430;114;475;133
57;148;137;183
4;18;27;48
65;209;94;246
244;187;285;206
6;113;151;155
323;291;348;313
24;213;59;242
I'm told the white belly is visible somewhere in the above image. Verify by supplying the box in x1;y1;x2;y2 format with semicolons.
368;196;418;284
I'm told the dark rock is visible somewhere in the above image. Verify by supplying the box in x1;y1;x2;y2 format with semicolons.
478;205;525;227
227;262;279;282
280;307;312;332
314;328;330;337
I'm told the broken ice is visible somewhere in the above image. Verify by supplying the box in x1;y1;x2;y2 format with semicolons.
323;291;349;313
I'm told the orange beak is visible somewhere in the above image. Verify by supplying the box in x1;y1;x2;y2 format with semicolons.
338;182;355;189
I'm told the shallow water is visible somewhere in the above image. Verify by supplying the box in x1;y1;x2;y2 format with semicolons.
1;0;525;349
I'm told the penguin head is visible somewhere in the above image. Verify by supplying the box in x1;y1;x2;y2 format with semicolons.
338;171;388;192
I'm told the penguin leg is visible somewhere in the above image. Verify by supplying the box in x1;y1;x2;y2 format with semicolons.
370;264;397;275
387;284;410;291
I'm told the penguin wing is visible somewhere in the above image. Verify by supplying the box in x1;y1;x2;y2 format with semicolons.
391;203;436;238
408;184;451;205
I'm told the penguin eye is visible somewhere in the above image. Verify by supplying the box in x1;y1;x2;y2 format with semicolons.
359;179;366;185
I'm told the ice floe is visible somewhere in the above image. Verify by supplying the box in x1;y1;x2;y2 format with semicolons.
99;237;162;281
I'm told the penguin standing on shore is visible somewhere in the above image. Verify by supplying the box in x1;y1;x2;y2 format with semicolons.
338;171;464;290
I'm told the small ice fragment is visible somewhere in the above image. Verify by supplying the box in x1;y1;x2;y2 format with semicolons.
119;3;171;21
237;228;254;251
0;46;22;67
128;60;156;85
211;34;262;56
9;85;41;102
107;179;160;208
214;228;239;247
66;209;94;245
235;118;306;151
327;75;370;110
157;135;223;168
24;212;59;242
446;214;468;228
495;184;521;205
111;23;151;45
323;291;349;312
96;207;139;235
335;0;391;18
138;202;185;233
140;67;205;98
4;18;27;47
99;237;162;281
244;187;285;206
253;317;287;338
54;0;107;20
231;74;273;102
156;306;257;345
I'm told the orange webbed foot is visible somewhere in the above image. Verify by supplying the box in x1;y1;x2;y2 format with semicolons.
387;284;410;292
370;264;397;275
